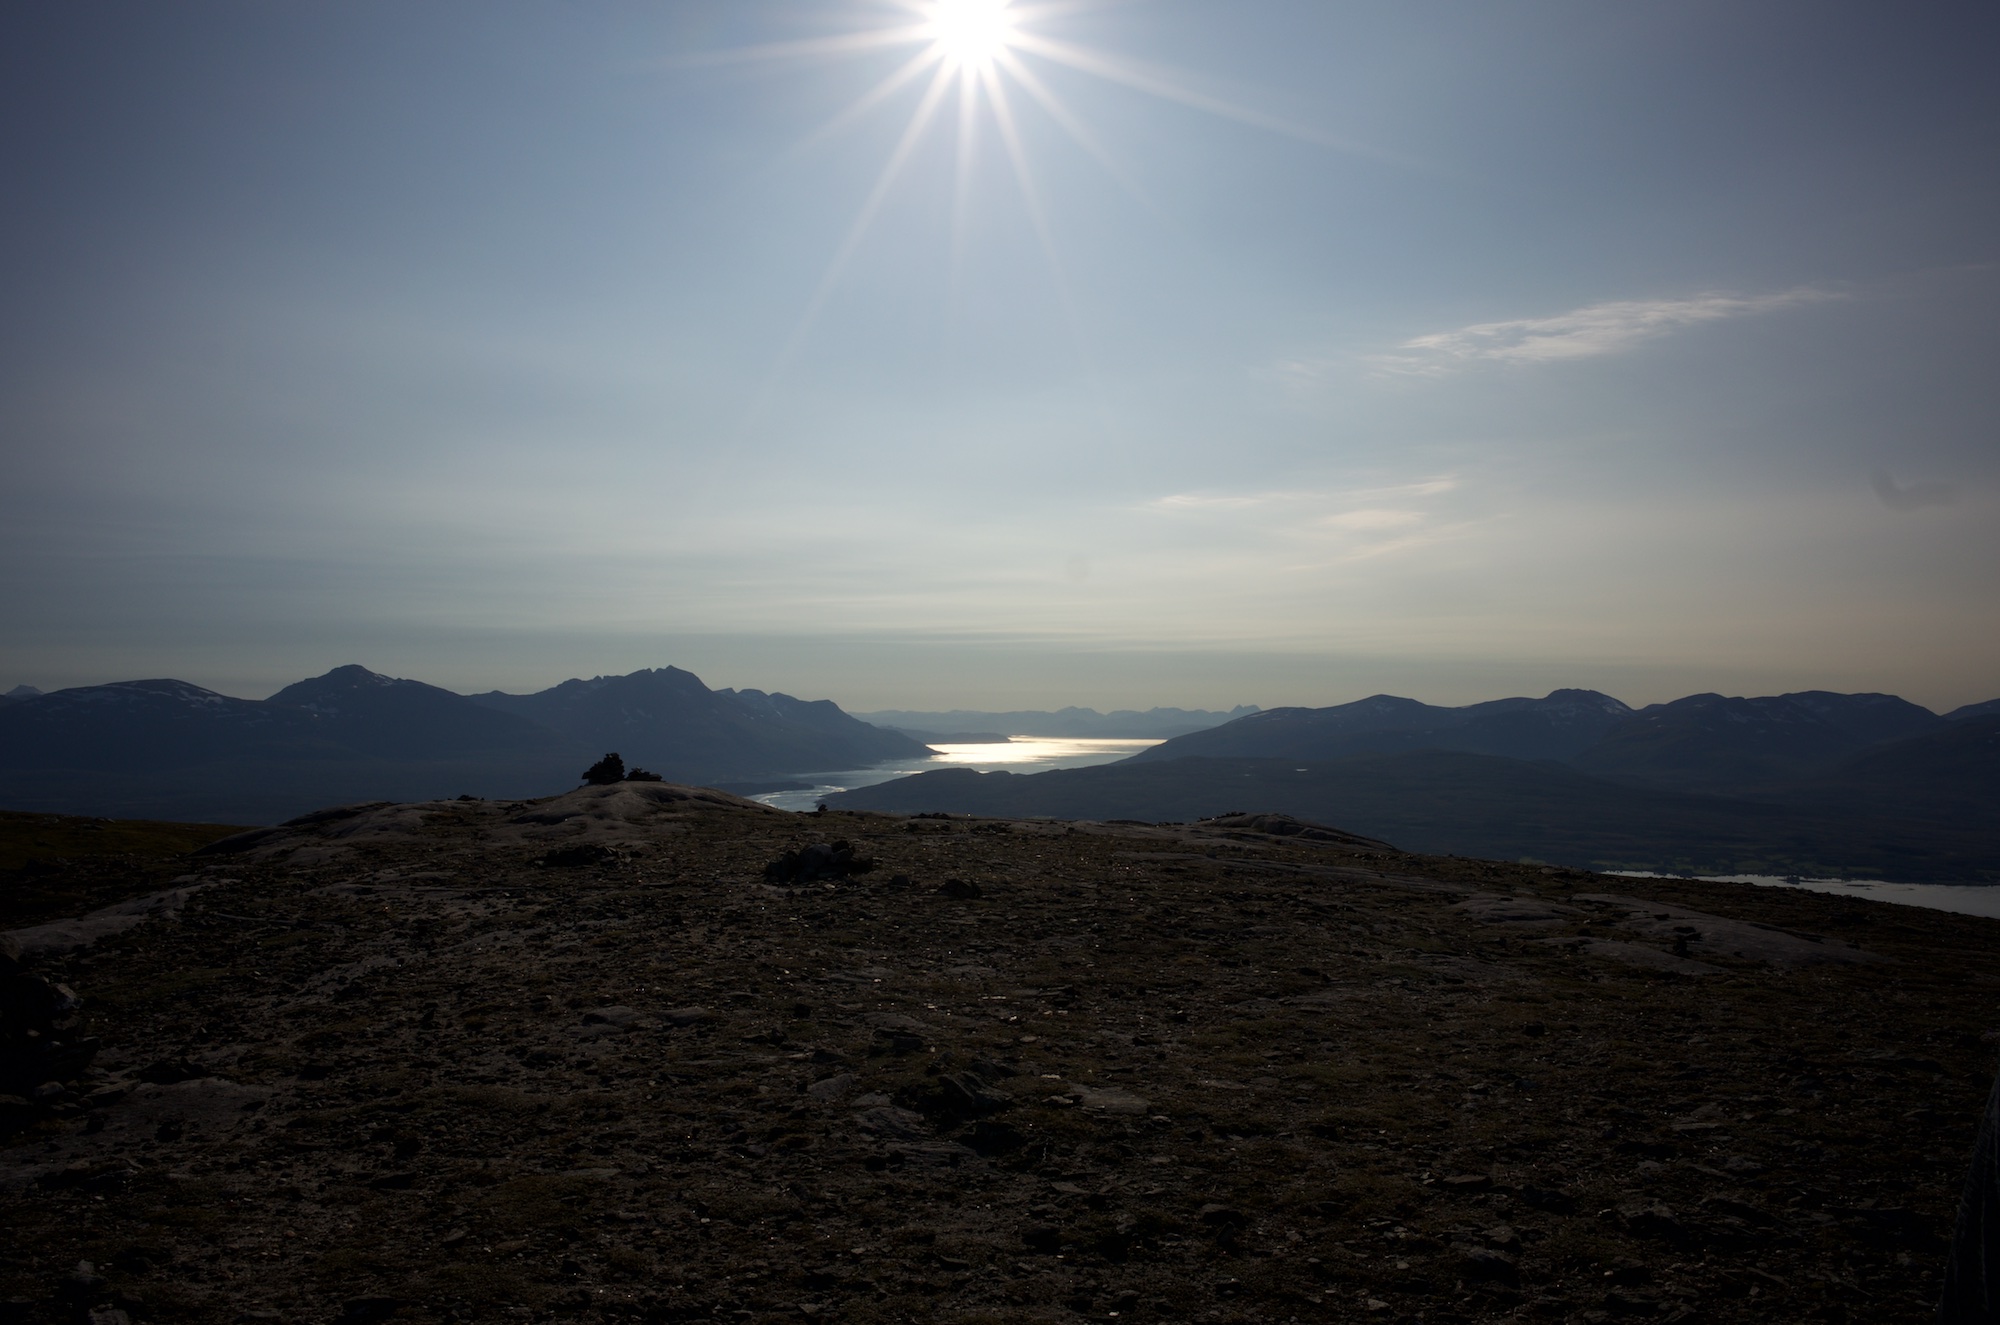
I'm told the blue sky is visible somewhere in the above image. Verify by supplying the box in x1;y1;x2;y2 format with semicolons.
3;1;1995;711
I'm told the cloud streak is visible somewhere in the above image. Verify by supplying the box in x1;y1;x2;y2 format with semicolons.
1136;477;1471;571
1871;469;1956;512
1366;288;1834;375
1145;478;1457;514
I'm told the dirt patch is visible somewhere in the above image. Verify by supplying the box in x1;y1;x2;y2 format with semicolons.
0;791;1989;1323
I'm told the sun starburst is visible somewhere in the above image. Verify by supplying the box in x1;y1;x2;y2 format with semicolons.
925;0;1017;70
686;2;1372;409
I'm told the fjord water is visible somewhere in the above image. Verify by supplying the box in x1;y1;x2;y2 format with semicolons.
752;736;1161;812
1615;872;2000;920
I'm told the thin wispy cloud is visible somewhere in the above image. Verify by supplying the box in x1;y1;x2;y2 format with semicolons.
1362;288;1835;376
1317;508;1423;532
1138;477;1469;570
1145;477;1456;514
1871;469;1956;512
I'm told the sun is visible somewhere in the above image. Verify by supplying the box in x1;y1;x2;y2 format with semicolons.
691;0;1359;408
924;0;1015;69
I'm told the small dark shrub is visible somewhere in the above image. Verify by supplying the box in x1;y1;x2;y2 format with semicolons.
582;753;626;785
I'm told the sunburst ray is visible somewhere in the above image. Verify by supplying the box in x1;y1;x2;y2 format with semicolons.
752;59;959;417
790;45;947;157
714;1;1398;413
993;47;1161;220
1005;30;1393;159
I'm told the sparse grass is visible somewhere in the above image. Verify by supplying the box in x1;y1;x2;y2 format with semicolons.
1;805;1987;1324
0;809;247;873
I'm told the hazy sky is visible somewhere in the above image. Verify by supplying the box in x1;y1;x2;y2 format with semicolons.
4;1;1996;712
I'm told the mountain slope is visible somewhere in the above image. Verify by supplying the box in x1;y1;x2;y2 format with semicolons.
1785;713;2000;826
0;673;579;822
468;667;930;782
268;664;559;759
0;667;561;772
0;679;327;771
1572;691;1943;791
827;750;1997;881
0;665;929;823
1126;690;1634;764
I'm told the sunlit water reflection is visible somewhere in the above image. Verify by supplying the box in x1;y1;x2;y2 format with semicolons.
1612;871;2000;920
751;736;1162;813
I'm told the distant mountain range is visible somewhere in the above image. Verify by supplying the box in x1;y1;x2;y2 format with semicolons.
0;665;928;824
851;705;1260;740
830;689;2000;882
4;670;1996;878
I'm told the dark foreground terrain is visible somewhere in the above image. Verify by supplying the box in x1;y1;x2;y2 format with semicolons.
5;786;1999;1324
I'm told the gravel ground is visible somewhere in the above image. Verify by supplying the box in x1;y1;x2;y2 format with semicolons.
3;782;1996;1324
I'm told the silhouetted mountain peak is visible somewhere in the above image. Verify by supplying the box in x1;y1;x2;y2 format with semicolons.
269;664;420;712
1947;698;2000;722
1786;689;1918;717
1627;690;1935;731
1538;688;1634;714
529;666;713;706
1130;688;1635;764
321;663;397;687
1576;690;1942;791
1336;695;1437;719
263;665;558;761
31;678;255;715
0;662;942;822
469;666;930;782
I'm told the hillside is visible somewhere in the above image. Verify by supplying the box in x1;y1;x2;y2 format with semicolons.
849;688;1997;880
1788;714;2000;825
0;666;927;825
1125;691;1633;764
469;668;931;782
1;792;1990;1323
0;810;250;926
269;665;560;760
0;671;576;825
1127;689;1954;793
5;675;1993;875
1570;692;1944;792
827;751;2000;882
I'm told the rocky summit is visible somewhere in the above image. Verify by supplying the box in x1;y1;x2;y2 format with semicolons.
3;785;1998;1324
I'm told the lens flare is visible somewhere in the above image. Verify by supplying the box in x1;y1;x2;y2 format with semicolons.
926;0;1014;68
